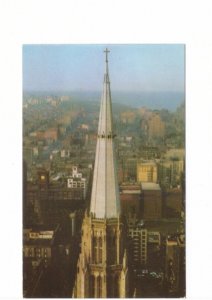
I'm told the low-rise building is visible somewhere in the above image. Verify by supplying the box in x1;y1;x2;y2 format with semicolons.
23;225;60;265
67;166;87;199
61;149;70;158
147;231;161;266
44;128;58;141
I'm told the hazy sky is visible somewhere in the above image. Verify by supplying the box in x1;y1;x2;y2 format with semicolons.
23;44;185;92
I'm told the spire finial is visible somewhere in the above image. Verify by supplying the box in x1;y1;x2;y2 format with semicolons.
104;48;110;63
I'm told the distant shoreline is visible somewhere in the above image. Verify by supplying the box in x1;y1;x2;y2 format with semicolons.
23;90;184;112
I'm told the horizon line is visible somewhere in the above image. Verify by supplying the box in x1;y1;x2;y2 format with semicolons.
23;89;185;94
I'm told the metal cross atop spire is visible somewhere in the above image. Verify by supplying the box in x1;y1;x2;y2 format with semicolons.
104;48;110;63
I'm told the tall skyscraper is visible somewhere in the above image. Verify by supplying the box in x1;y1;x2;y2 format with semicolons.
73;49;129;298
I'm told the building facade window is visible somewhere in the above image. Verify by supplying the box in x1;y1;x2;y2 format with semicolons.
99;237;102;263
93;236;103;264
107;235;116;264
90;275;95;297
93;237;98;263
114;274;119;297
97;276;102;298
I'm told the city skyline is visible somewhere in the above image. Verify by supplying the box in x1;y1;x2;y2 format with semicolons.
23;47;185;297
23;44;185;93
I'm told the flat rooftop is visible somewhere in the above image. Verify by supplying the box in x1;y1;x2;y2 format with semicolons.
138;161;157;166
141;182;161;191
121;190;141;194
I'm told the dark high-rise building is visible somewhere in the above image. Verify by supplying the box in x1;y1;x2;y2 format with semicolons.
165;234;185;296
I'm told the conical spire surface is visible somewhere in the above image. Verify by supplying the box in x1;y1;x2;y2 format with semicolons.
90;49;120;218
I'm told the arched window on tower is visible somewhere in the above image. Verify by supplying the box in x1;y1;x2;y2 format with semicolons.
114;274;119;297
107;275;112;297
93;236;103;264
90;275;95;297
99;237;103;263
107;235;116;265
93;237;98;263
97;275;102;298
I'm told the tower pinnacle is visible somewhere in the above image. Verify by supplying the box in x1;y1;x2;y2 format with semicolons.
104;48;110;80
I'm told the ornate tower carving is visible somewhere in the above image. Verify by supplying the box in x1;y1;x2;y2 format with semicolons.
73;49;129;298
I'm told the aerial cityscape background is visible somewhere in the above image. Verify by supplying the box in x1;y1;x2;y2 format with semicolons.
23;44;185;297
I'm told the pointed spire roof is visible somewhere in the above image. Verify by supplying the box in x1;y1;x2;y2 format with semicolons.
90;49;120;219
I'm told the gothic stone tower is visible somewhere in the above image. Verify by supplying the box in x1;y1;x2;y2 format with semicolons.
73;49;129;298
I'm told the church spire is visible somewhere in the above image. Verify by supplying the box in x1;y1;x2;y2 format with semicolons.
73;50;129;298
104;47;110;62
90;48;120;218
104;48;110;76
